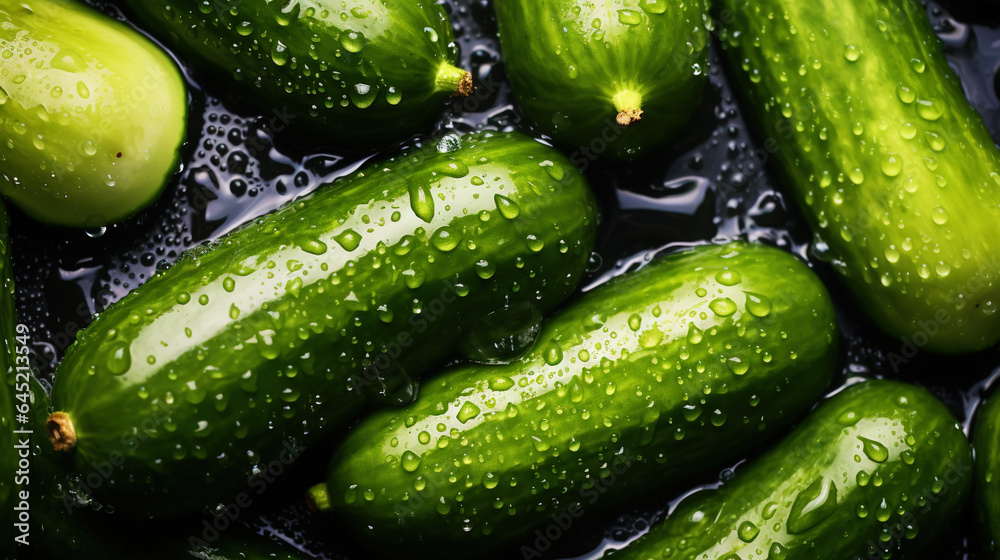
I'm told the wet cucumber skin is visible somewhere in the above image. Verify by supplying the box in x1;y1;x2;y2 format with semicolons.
719;0;1000;353
321;242;838;554
495;0;709;162
120;0;467;147
0;0;187;227
975;391;1000;556
49;131;599;517
609;380;972;560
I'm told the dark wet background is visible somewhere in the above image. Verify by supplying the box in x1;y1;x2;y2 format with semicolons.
14;0;1000;557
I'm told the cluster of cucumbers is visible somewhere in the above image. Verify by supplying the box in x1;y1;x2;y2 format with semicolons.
4;0;1000;558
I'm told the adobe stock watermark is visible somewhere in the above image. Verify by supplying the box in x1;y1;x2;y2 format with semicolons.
886;256;1000;371
351;279;464;399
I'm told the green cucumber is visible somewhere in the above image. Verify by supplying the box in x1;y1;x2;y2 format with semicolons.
310;242;838;553
975;389;1000;556
718;0;1000;354
31;373;304;560
495;0;710;162
119;0;470;148
0;0;187;227
609;379;972;560
47;131;599;517
0;201;17;558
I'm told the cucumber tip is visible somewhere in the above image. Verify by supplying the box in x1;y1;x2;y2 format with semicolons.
455;72;473;97
47;412;77;452
306;483;332;512
616;108;643;127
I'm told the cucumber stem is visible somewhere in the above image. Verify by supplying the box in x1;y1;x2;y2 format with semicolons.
47;412;76;452
306;483;333;512
436;62;473;96
613;90;643;126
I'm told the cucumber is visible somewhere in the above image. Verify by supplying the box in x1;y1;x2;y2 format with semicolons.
309;242;838;554
46;131;599;517
0;0;187;227
495;0;709;162
608;380;972;560
0;201;17;558
975;389;1000;556
32;372;303;560
717;0;1000;353
119;0;471;148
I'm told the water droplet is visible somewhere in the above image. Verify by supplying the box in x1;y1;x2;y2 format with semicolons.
709;297;737;317
687;323;704;344
896;85;915;104
738;521;760;542
106;342;132;375
744;292;772;317
639;0;668;14
401;451;421;472
627;313;642;332
409;182;435;223
931;206;949;225
475;259;496;280
271;41;289;66
926;132;946;151
768;543;788;560
76;81;90;99
910;58;926;73
848;168;864;184
727;357;749;376
350;83;377;109
715;269;742;286
332;228;363;251
483;472;499;489
531;435;551;452
617;9;642;25
876;498;892;522
223;277;236;293
843;44;860;61
884;246;900;263
457;401;481;424
859;436;889;462
881;154;902;177
495;194;520;219
916;98;943;121
386;87;403;105
301;239;328;255
436;134;461;153
340;30;366;53
787;478;838;534
432;227;462;251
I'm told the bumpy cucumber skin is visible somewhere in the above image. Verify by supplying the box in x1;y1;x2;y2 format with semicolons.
975;391;1000;556
324;242;838;553
0;0;187;227
718;0;1000;353
610;380;972;560
0;202;16;559
120;0;464;147
50;131;598;517
495;0;710;161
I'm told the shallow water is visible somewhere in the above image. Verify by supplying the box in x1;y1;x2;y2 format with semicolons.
13;0;1000;557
